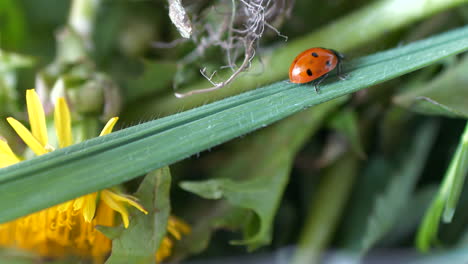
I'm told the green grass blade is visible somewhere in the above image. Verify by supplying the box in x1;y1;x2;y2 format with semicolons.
360;122;438;254
443;122;468;222
394;55;468;118
337;122;438;259
417;122;468;251
0;26;468;223
124;0;468;117
291;154;359;264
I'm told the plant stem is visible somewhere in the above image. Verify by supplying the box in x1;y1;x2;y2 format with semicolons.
291;154;359;264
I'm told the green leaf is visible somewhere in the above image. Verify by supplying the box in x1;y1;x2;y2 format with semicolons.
177;97;344;253
181;173;286;250
172;202;241;259
1;26;468;223
417;122;468;251
416;194;445;252
329;109;365;158
103;167;171;264
442;122;468;222
360;122;438;254
382;185;438;247
338;157;393;249
394;55;468;118
291;154;360;264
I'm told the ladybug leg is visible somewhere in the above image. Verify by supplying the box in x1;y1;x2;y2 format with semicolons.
337;61;348;81
331;49;348;80
313;73;329;93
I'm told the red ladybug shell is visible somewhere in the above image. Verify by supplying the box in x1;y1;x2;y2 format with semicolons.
289;48;339;84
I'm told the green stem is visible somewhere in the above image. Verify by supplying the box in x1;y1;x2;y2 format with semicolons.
291;154;359;264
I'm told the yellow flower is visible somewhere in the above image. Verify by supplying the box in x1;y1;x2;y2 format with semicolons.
0;89;190;262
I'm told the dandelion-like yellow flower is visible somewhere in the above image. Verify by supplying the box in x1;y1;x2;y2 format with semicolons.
0;89;190;262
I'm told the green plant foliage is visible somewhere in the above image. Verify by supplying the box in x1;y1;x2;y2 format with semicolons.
3;0;468;263
0;50;34;114
100;167;171;263
181;175;285;250
291;154;360;264
382;185;439;247
417;122;468;251
0;26;468;224
125;0;468;117
180;97;346;250
339;157;393;249
328;109;365;158
394;55;468;118
124;60;177;102
0;0;26;49
339;122;439;254
360;122;438;254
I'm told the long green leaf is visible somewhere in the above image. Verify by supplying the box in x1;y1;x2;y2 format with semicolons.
291;154;360;264
0;26;468;223
394;55;468;118
124;0;468;117
417;122;468;251
360;122;438;254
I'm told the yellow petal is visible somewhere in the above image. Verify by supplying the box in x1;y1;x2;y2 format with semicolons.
26;89;48;147
101;190;130;228
73;197;84;211
167;223;182;240
169;216;191;234
0;139;20;163
82;193;97;222
103;190;148;215
57;200;73;212
54;97;73;148
0;154;20;168
156;237;173;262
7;117;47;155
99;117;119;136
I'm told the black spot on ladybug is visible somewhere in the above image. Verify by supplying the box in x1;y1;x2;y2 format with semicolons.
326;60;331;66
306;69;313;76
312;52;318;57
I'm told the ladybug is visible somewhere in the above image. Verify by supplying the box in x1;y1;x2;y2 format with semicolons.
289;47;346;92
